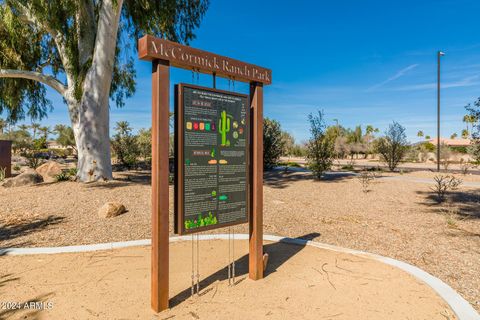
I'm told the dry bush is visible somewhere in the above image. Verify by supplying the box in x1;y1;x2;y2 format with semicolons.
440;204;460;229
459;159;475;175
430;175;462;203
358;170;375;193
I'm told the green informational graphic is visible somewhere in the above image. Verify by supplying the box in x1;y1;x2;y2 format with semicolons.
177;84;249;234
184;212;218;230
219;110;232;146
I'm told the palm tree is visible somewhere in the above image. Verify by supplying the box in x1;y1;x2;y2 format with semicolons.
114;121;132;135
39;126;51;140
463;115;476;133
30;122;41;140
365;125;379;135
450;133;458;139
417;130;424;138
18;124;29;133
461;129;469;139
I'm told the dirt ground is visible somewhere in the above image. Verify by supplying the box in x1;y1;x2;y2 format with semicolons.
0;169;479;312
0;240;457;320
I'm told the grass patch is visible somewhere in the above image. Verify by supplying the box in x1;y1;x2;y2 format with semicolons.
278;161;302;168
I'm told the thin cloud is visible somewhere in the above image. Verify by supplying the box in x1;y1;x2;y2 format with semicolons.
367;64;419;91
395;74;480;91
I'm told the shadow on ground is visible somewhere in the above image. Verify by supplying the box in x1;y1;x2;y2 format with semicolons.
416;189;480;221
0;215;64;244
170;233;320;307
264;170;356;189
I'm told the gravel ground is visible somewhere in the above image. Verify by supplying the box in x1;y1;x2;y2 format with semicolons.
1;169;479;312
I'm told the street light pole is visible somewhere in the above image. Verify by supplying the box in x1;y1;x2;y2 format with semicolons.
437;51;445;172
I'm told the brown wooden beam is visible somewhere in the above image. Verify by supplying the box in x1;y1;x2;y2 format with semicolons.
138;35;272;85
151;59;170;312
249;82;264;280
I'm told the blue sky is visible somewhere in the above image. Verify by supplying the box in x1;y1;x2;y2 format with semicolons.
13;0;480;143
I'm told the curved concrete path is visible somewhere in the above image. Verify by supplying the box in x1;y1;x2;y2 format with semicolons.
1;234;478;320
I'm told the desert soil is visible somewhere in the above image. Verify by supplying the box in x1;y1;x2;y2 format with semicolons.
0;240;457;320
0;169;479;312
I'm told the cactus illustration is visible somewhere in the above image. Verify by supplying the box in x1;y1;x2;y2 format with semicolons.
218;110;232;146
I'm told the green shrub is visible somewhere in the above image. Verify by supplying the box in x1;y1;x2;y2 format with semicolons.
375;122;408;171
263;118;285;170
49;148;71;158
67;167;78;177
137;128;152;163
111;121;140;169
55;167;78;182
306;111;334;179
55;171;71;182
278;161;302;168
450;146;468;154
24;152;43;169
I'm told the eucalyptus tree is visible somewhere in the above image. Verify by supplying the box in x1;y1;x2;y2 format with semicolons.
0;0;209;181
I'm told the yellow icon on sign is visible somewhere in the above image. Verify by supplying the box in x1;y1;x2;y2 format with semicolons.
186;122;192;130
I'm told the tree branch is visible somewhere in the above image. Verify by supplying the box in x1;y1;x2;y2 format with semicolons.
77;0;97;67
9;0;59;38
0;69;67;97
8;0;74;86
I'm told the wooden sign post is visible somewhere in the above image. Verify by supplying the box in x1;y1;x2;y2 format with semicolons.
138;35;272;313
0;140;12;178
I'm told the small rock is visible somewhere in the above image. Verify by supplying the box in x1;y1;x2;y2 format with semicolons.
98;202;126;218
36;161;62;183
2;170;43;187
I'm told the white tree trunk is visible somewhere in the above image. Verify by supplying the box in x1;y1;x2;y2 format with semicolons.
71;104;113;182
68;0;123;182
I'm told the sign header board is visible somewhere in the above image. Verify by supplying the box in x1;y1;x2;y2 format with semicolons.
175;84;249;234
139;35;271;84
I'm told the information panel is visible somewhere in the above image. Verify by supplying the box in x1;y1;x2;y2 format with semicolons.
175;84;249;234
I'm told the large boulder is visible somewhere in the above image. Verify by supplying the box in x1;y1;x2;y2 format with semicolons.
2;169;43;187
98;202;127;218
36;161;62;183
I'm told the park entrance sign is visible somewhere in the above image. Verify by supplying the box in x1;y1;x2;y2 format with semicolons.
138;35;271;313
175;84;249;235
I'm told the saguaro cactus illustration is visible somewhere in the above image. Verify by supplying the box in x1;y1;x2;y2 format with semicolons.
219;110;232;146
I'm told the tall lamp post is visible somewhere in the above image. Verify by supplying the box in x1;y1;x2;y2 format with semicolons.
437;51;445;172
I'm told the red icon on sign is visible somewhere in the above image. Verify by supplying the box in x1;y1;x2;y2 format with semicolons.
193;122;199;130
